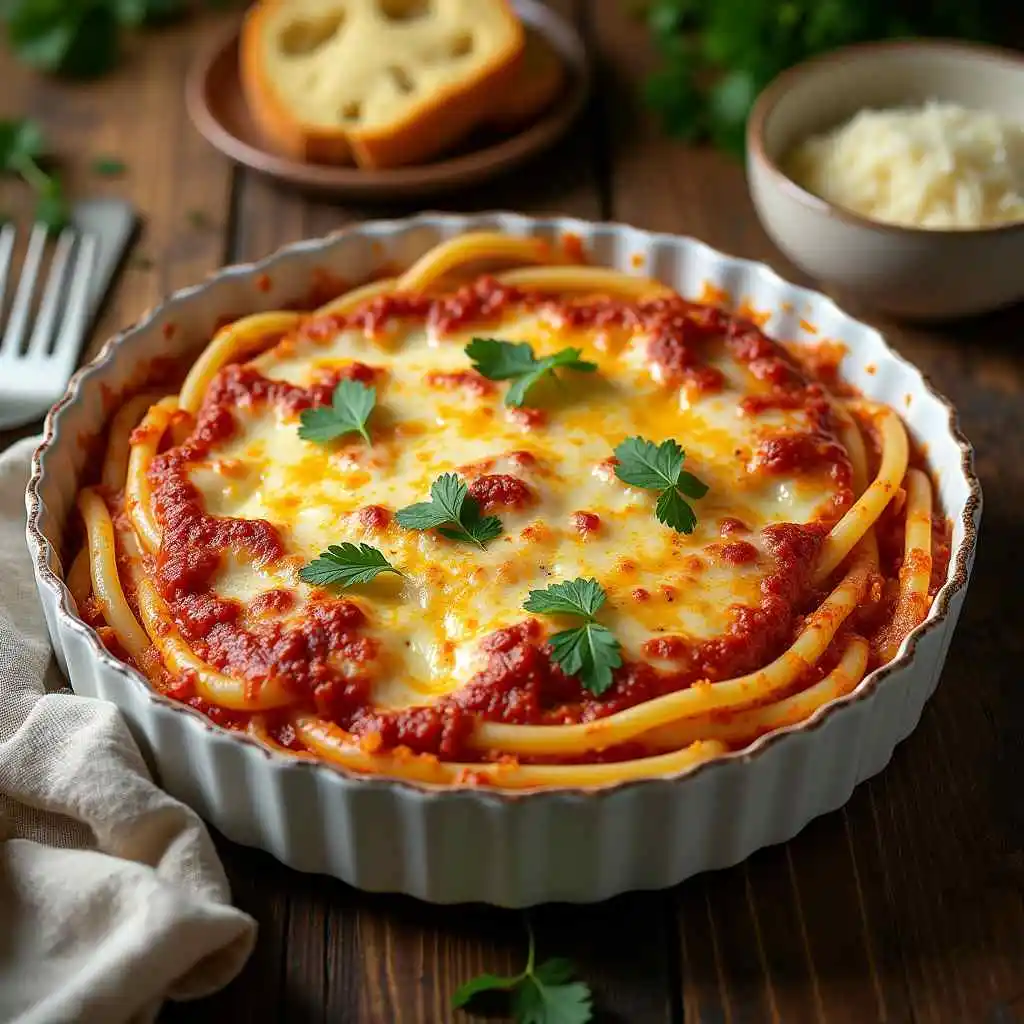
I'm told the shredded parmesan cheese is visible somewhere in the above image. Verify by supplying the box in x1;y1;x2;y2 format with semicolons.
785;100;1024;229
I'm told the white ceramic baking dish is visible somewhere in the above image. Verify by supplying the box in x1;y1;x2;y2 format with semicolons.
26;213;981;907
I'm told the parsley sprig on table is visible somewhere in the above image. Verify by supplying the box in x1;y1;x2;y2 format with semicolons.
641;0;1001;156
613;436;708;534
523;578;622;696
0;119;67;231
396;473;503;549
452;922;594;1024
298;379;376;445
299;543;404;590
466;337;597;408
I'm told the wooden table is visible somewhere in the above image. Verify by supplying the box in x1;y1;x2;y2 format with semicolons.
3;5;1022;1022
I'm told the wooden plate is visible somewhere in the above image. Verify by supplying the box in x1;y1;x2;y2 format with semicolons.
185;0;591;202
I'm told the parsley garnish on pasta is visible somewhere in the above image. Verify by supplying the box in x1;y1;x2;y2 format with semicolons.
466;337;597;407
613;436;709;534
298;379;376;445
299;543;404;589
396;473;503;549
524;578;622;695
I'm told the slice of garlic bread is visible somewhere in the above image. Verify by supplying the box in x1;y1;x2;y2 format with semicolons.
241;0;525;169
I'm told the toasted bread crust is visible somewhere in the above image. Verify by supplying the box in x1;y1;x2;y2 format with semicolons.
240;2;354;165
240;0;526;170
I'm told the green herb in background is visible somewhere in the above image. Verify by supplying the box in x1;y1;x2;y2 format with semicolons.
1;1;242;79
0;118;67;230
640;0;1000;156
91;155;126;176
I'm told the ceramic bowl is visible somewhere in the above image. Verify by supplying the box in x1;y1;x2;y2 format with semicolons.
747;40;1024;320
27;213;980;906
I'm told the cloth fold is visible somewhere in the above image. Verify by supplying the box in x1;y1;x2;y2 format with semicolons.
0;437;256;1024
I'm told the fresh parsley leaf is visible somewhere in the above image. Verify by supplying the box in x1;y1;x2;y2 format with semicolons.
437;509;503;547
395;472;467;530
548;622;622;697
465;337;597;408
91;155;126;176
298;543;403;589
452;971;518;1007
298;379;376;445
0;119;43;168
524;578;622;696
452;923;594;1024
522;578;605;619
613;436;709;534
396;473;503;549
6;3;121;78
611;436;685;491
34;178;68;232
513;977;594;1024
464;338;539;379
656;486;698;534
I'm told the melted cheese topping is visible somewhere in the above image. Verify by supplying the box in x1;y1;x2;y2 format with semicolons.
179;310;843;711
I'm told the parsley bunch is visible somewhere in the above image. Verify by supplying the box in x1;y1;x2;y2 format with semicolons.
642;0;1001;156
452;923;594;1024
2;1;236;78
0;119;67;230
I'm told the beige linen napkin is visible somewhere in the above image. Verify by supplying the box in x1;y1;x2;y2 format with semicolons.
0;437;257;1024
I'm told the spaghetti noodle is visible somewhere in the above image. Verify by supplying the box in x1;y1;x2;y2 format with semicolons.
68;231;950;789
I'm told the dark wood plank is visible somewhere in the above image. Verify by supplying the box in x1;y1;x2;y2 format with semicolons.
591;4;1024;1023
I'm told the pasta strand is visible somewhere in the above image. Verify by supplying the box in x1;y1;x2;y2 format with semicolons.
397;232;562;292
291;713;728;789
136;580;297;711
125;397;178;554
78;488;151;662
815;403;909;585
179;312;304;414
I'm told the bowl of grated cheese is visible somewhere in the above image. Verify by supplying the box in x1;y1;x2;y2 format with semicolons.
747;39;1024;320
